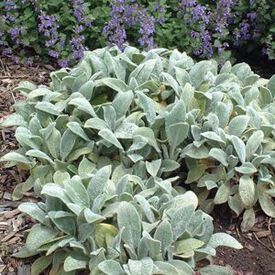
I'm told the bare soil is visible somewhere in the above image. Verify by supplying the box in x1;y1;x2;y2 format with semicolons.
213;205;275;275
0;58;274;274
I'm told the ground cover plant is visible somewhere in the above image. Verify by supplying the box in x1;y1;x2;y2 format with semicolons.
0;46;251;274
0;0;274;67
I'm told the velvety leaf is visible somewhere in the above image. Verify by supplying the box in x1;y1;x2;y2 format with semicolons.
231;136;246;164
78;157;96;177
241;208;255;232
69;97;97;117
84;208;105;224
239;176;255;208
145;159;161;178
67;122;90;141
99;77;129;92
228;115;249;137
165;100;186;126
155;261;192;275
161;159;180;172
127;258;154;275
113;91;134;118
134;194;155;223
115;122;138;139
137;91;157;125
190;60;217;88
64;177;90;207
64;256;87;272
28;87;52;99
87;165;112;202
208;233;242;249
26;149;54;164
60;129;77;161
19;202;46;224
98;260;124;275
0;113;26;127
171;205;195;239
174;67;191;88
117;201;141;249
129;59;156;85
235;162;257;175
41;183;71;205
84;117;107;130
174;238;204;258
0;152;32;164
201;131;224;144
214;183;231;204
182;144;209;159
35;102;60;116
31;255;53;275
99;129;123;149
199;265;233;275
246;130;264;160
209;148;228;166
258;190;275;218
228;194;244;216
134;127;160;153
167;122;189;152
25;224;58;251
154;220;173;256
161;72;180;96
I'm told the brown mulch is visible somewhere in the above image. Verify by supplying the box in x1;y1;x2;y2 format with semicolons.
0;57;51;274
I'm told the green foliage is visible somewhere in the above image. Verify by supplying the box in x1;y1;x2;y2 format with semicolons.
3;45;275;273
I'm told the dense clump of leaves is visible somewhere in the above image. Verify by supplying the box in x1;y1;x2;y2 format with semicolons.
2;45;275;273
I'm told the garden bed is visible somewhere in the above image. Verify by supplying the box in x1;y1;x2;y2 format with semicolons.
0;56;274;275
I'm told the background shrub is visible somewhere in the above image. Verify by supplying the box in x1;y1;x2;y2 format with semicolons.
0;0;274;66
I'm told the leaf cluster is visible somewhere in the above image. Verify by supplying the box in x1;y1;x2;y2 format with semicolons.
4;45;275;273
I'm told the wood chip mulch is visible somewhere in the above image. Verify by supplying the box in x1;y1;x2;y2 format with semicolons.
0;57;51;274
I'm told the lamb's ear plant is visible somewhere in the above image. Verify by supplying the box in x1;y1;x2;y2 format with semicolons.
1;46;274;232
16;169;241;275
1;45;275;273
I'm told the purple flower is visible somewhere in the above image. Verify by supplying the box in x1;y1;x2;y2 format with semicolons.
71;0;93;27
215;0;234;34
0;32;4;46
3;0;17;11
239;22;251;40
2;47;13;56
103;0;127;49
25;57;34;66
8;27;21;39
74;25;84;33
58;59;69;68
247;12;257;21
11;55;19;64
3;14;16;22
191;31;199;39
192;5;207;23
180;0;196;9
192;28;213;58
138;11;155;48
48;50;60;59
153;3;166;25
104;1;156;50
38;11;59;47
70;33;86;60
